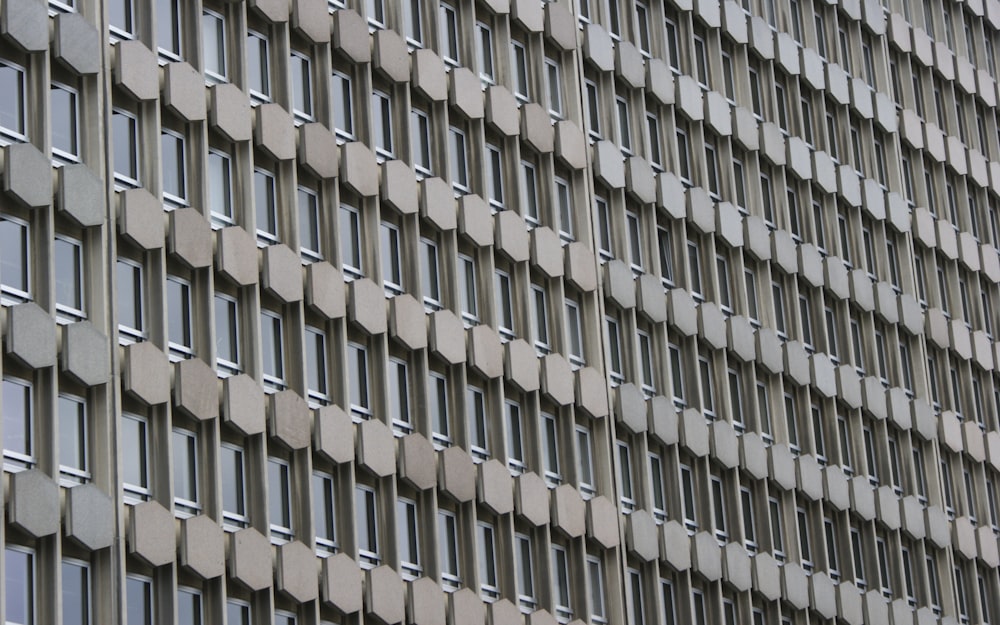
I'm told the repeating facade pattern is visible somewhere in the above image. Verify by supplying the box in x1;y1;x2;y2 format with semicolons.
3;0;1000;624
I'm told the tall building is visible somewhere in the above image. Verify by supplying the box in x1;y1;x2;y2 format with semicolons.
3;0;1000;623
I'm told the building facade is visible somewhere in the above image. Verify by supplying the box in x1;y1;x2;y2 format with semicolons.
1;0;1000;623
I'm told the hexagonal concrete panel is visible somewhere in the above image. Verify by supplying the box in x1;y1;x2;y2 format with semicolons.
468;325;504;380
408;577;446;625
540;354;574;407
119;187;165;251
340;142;380;197
420;176;457;231
429;309;465;365
262;244;305;303
62;321;110;387
390;294;428;351
495;209;530;263
452;588;488;625
180;515;225;580
2;0;48;51
114;40;159;100
439;446;477;503
349;278;387;336
366;565;405;625
210;83;252;142
5;302;56;369
65;483;114;551
505;339;540;393
615;383;647;435
169;207;213;269
458;194;493;247
128;500;176;568
162;61;207;122
322;553;363;613
515;472;550;527
382;160;418;215
5;142;51;209
57;164;103;227
173;358;219;422
478;459;514;515
298;122;339;179
216;226;259;287
315;404;355;465
575;366;610;419
398;433;437;491
229;528;272;591
587;496;620;548
269;390;312;450
550;484;585;538
122;341;170;406
8;470;59;538
277;541;319;603
411;48;448;102
223;374;266;436
530;226;564;279
358;418;396;478
626;509;659;563
449;67;485;120
486;85;520;137
692;531;722;581
306;262;346;320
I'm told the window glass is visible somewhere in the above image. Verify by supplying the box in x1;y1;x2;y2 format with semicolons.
6;547;33;625
340;204;363;277
247;31;271;100
380;222;403;293
313;471;337;551
208;149;233;225
467;386;489;460
58;394;88;481
220;443;247;527
161;130;187;204
332;71;354;139
166;276;193;356
2;377;32;469
202;10;227;80
51;84;79;160
112;110;139;185
388;357;411;433
122;413;149;498
116;259;145;340
305;326;329;404
268;457;293;539
439;3;459;65
254;168;278;244
177;587;203;625
0;217;29;300
261;310;285;390
172;428;200;512
439;510;461;587
55;236;85;320
397;498;421;577
156;0;183;59
214;293;240;373
290;52;313;120
62;560;90;625
356;485;380;564
126;576;152;625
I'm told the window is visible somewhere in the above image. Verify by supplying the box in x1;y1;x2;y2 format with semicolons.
588;556;607;624
618;441;635;511
116;258;145;341
521;161;540;224
347;342;371;419
388;357;412;433
160;129;187;205
156;0;183;60
298;186;322;262
0;216;30;302
477;22;495;83
2;377;33;471
397;498;421;578
429;371;451;447
220;443;247;528
605;315;624;385
495;270;515;340
340;203;363;277
274;611;296;625
172;428;200;513
541;412;562;486
459;254;479;325
576;425;596;497
214;293;241;374
742;487;758;550
586;80;602;139
268;456;293;540
627;568;645;625
290;51;313;121
247;30;271;101
177;587;203;625
411;108;432;176
467;386;489;460
487;144;505;209
122;412;149;500
260;310;286;391
313;470;337;552
681;464;697;530
546;58;563;119
207;148;234;226
626;211;643;273
166;275;193;357
713;476;729;541
439;510;461;589
372;90;394;159
771;497;786;560
647;113;662;169
449;125;469;192
62;559;90;625
658;225;674;285
552;545;572;621
55;235;85;321
439;3;460;65
366;0;385;27
511;40;529;101
356;485;380;565
421;238;442;310
299;325;328;404
669;344;685;406
515;533;537;611
378;222;404;295
254;168;279;245
565;299;585;367
531;284;551;354
202;9;227;81
478;522;499;599
112;109;139;186
506;399;525;473
331;70;354;140
109;0;136;38
555;177;573;242
649;453;666;520
57;394;88;483
6;546;34;625
126;575;152;625
51;83;80;161
403;0;423;45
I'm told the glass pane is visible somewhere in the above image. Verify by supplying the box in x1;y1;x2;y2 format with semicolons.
2;378;30;459
0;218;28;294
58;395;86;474
202;11;226;78
0;64;24;136
161;132;185;200
122;415;147;490
62;561;89;625
208;151;233;221
51;86;78;157
220;445;245;518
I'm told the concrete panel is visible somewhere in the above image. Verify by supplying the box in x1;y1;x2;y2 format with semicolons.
515;472;550;526
276;541;318;603
505;339;540;393
409;577;446;625
58;164;103;228
170;207;213;269
661;520;691;571
478;459;514;515
486;85;520;138
680;408;710;458
349;278;387;336
389;294;428;351
531;226;564;279
587;496;620;548
223;374;266;436
230;529;272;590
5;302;55;370
615;383;647;435
753;552;781;601
173;358;218;422
331;9;370;63
163;62;206;122
65;483;114;551
439;446;476;503
692;531;722;581
128;500;175;567
769;444;796;491
180;515;226;580
711;421;740;470
429;309;465;365
782;563;810;611
62;321;110;387
615;41;645;90
666;289;698;337
114;40;159;100
468;325;504;380
262;244;304;303
646;58;675;105
450;67;484;120
210;83;253;142
122;342;170;406
744;215;772;261
551;484;585;538
727;315;756;362
824;465;851;511
722;542;751;592
8;469;59;538
603;259;635;309
216;226;259;287
366;566;405;625
676;75;705;121
322;553;363;613
269;390;311;450
373;29;410;84
298;123;339;180
291;0;329;43
315;404;354;465
5;143;50;209
119;188;164;251
648;396;678;447
741;433;769;481
357;418;396;478
412;48;448;102
583;22;614;72
340;142;380;197
306;262;346;319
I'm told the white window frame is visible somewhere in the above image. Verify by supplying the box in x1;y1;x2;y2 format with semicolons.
458;253;479;326
122;412;150;502
246;30;272;102
487;143;505;210
356;484;380;567
298;185;322;262
396;497;421;579
156;0;183;61
429;371;451;448
166;275;194;359
551;545;572;622
51;81;80;163
388;356;412;434
220;442;248;529
495;269;515;341
201;9;227;82
467;385;489;461
531;283;550;355
380;221;403;295
420;237;442;311
116;257;146;343
565;299;585;368
576;425;596;498
54;235;86;322
438;509;461;590
410;107;432;177
476;21;495;84
207;148;234;227
214;293;241;375
477;521;500;599
347;341;372;420
520;160;540;225
172;427;201;516
260;309;286;391
515;533;537;612
439;3;460;66
0;215;31;304
545;57;564;119
506;399;525;474
112;108;139;188
541;412;562;486
254;167;279;246
313;470;337;553
555;176;574;243
331;70;355;141
160;128;188;207
449;125;469;193
267;456;294;542
511;40;529;102
371;90;394;160
2;376;34;471
58;393;89;484
290;50;314;122
305;325;330;406
340;203;363;278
